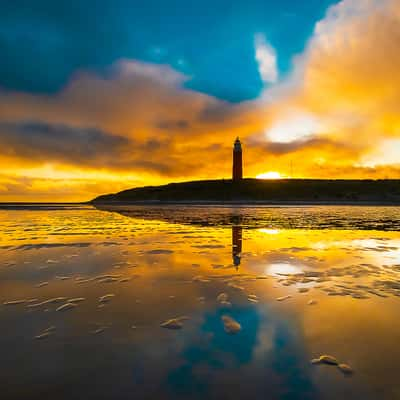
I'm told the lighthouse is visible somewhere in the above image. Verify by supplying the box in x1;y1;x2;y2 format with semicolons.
232;137;243;181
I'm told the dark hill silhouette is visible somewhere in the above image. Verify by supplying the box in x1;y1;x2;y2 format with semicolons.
91;178;400;204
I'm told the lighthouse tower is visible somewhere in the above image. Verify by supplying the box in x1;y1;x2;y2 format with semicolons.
232;137;243;181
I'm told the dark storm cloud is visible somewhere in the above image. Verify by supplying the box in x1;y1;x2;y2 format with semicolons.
0;120;202;175
155;119;190;131
0;120;131;163
197;102;237;123
142;139;163;151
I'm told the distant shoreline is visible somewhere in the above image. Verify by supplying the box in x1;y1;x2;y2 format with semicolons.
93;200;400;206
91;178;400;205
1;200;400;210
1;178;400;208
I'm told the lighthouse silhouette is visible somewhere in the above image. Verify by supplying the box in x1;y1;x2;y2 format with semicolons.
232;137;243;181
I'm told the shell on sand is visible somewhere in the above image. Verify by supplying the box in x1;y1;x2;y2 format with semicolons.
247;297;259;303
92;327;106;334
276;295;291;302
338;363;353;374
35;282;49;288
311;355;339;365
160;316;189;330
221;315;241;334
99;294;115;303
44;326;56;332
217;293;229;302
34;325;56;339
35;331;53;340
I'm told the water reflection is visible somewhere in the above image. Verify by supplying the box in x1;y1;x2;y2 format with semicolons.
0;205;400;400
232;225;242;268
95;204;400;230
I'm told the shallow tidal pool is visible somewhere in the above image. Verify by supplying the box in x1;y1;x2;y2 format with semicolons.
1;205;400;400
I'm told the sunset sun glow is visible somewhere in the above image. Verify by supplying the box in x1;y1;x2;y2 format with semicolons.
256;172;283;180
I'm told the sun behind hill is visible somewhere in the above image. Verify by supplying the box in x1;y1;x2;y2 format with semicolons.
256;172;283;180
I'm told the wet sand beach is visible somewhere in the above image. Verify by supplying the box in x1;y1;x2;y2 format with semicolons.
0;204;400;399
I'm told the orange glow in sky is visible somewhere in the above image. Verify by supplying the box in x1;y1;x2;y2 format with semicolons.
256;172;283;180
1;0;400;201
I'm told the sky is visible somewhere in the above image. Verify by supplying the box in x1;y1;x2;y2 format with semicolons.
1;0;400;201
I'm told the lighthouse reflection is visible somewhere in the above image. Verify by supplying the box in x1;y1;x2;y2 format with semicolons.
230;214;243;268
232;225;242;268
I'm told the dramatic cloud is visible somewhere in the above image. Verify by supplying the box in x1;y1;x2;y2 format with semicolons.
0;60;264;200
0;121;131;165
1;0;400;201
0;120;201;174
253;0;400;175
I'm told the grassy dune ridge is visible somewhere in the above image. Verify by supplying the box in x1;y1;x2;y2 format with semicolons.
92;179;400;204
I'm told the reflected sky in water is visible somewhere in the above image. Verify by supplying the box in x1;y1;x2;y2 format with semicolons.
0;205;400;399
